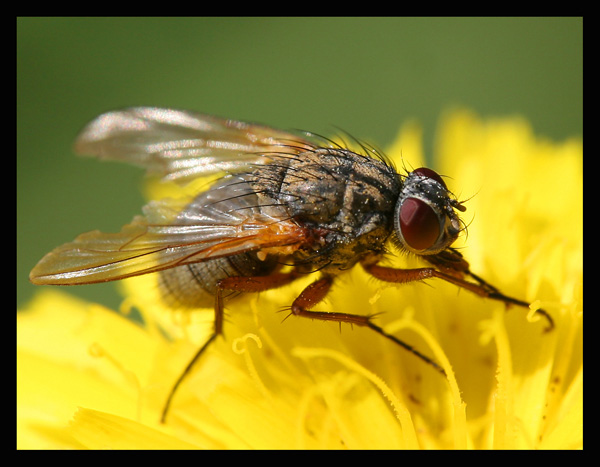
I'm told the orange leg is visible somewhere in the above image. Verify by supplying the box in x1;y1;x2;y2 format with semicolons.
362;262;554;331
288;276;446;375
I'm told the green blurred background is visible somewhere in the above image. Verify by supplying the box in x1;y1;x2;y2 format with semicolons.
17;17;582;310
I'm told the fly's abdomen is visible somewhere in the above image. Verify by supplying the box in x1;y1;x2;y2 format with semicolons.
155;173;283;309
158;252;277;309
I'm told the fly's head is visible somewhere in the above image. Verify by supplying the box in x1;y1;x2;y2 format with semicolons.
394;167;466;256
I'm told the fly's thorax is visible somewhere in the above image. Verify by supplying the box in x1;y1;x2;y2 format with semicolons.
252;148;401;271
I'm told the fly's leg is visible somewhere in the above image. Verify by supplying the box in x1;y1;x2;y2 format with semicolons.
362;262;554;332
160;333;218;423
160;270;300;423
160;297;223;424
288;276;446;376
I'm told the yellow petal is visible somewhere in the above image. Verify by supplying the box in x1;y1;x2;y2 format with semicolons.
69;408;199;449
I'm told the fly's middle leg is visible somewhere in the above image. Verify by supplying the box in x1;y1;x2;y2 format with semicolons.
288;276;446;376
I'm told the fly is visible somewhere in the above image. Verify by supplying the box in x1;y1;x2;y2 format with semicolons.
29;107;554;422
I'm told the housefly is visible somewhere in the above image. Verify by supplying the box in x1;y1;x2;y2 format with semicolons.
29;107;554;422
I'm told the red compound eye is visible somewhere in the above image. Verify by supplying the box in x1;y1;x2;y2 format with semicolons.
413;167;446;188
399;198;440;251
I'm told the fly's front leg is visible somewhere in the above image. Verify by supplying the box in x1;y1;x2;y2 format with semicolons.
161;270;301;423
289;276;446;375
362;261;554;332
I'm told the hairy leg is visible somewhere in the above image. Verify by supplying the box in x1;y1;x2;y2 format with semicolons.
287;276;446;375
362;262;554;331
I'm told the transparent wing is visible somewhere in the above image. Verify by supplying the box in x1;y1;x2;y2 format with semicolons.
30;176;307;285
73;107;318;182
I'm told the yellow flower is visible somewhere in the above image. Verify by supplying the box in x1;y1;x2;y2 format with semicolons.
17;110;582;449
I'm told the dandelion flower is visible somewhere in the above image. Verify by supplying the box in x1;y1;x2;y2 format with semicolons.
18;110;582;449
